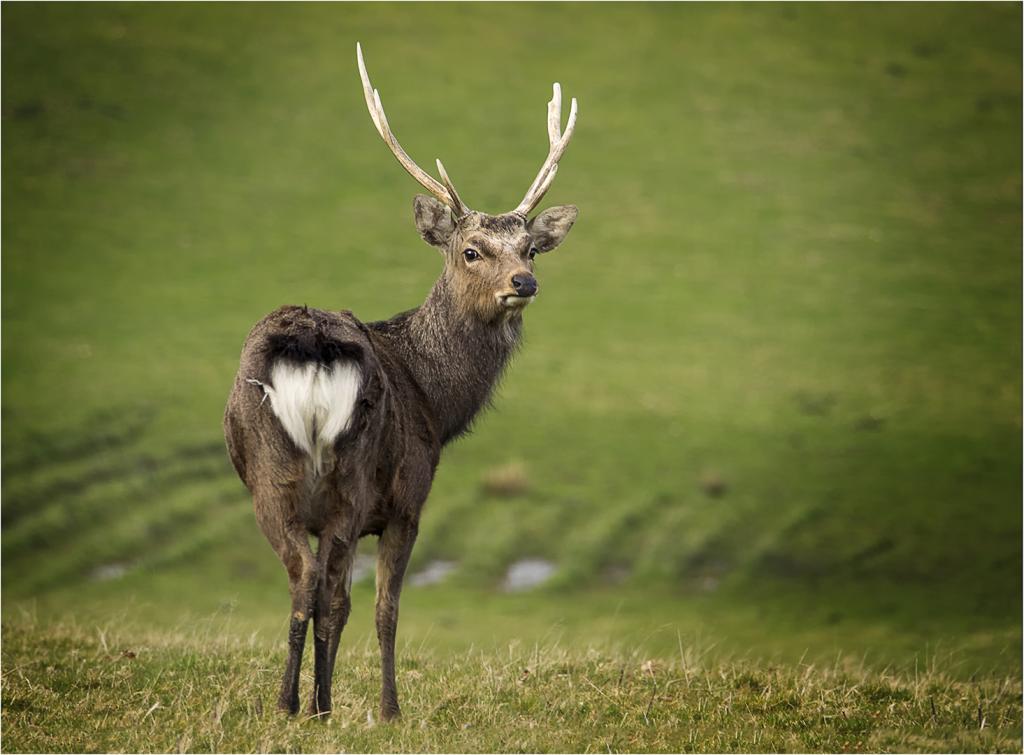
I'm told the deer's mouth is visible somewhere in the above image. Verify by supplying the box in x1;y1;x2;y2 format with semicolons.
497;293;536;309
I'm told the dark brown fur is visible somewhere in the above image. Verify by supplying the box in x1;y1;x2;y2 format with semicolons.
224;203;576;720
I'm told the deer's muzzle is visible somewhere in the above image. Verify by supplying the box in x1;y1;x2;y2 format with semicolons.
511;273;538;298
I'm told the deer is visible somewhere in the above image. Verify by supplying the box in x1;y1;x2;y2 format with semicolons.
223;43;578;722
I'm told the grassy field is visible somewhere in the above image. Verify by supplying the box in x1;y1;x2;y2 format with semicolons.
2;3;1021;752
3;620;1021;753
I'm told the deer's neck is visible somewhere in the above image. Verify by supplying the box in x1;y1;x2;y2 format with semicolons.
382;276;521;444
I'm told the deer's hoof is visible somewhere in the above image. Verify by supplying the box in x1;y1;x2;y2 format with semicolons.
306;701;332;720
277;698;300;716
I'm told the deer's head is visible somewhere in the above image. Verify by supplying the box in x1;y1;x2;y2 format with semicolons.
358;44;578;324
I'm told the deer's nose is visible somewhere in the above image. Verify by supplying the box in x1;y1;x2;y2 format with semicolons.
511;273;538;297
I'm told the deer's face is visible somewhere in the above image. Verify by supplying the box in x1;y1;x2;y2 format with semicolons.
413;196;577;323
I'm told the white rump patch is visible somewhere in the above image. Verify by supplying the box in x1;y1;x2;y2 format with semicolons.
260;360;361;474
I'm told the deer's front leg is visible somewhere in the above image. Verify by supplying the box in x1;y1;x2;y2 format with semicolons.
375;518;418;721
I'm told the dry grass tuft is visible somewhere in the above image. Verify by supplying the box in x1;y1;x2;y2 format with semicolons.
699;470;728;499
480;461;530;498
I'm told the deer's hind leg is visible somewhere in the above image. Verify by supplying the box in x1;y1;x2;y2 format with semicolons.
253;486;317;715
308;517;358;718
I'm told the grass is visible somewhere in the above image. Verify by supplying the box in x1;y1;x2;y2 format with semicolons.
3;621;1020;753
1;3;1021;751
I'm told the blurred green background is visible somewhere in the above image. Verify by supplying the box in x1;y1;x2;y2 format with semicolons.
3;3;1020;675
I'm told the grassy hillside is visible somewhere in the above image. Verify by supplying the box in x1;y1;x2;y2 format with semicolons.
2;5;1021;750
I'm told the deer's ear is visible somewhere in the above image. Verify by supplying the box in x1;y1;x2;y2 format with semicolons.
528;205;578;253
413;195;455;250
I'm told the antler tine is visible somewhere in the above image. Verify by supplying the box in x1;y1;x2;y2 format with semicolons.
547;82;562;146
515;83;577;217
435;159;467;217
356;44;384;138
528;163;559;214
356;43;466;215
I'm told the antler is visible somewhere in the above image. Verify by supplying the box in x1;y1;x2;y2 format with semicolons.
514;83;578;218
356;43;468;217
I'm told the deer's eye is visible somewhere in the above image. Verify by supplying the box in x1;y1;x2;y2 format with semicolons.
528;247;538;261
463;249;480;262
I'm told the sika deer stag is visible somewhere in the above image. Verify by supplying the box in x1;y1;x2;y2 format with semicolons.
223;44;578;721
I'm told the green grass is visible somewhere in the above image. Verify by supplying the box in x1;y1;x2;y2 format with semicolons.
3;621;1020;753
2;3;1021;751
